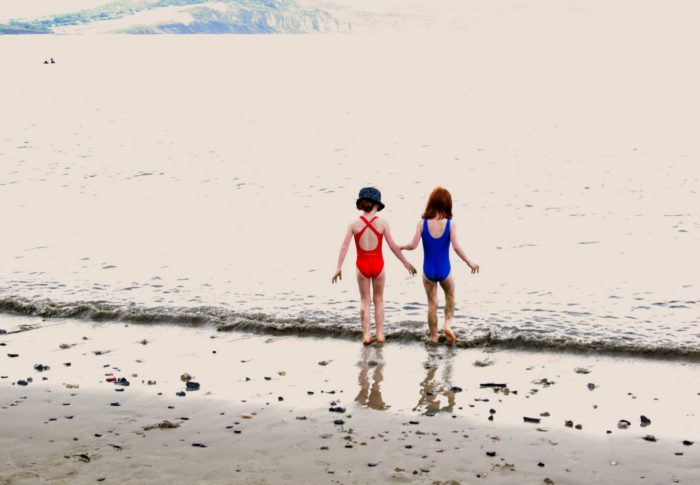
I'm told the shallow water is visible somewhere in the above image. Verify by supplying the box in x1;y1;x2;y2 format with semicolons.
1;31;699;355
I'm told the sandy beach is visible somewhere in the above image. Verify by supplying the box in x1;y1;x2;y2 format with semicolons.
1;315;698;484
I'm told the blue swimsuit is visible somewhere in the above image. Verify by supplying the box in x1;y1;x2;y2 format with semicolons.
422;218;451;282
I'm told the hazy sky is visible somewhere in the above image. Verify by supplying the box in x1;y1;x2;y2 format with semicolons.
1;0;114;22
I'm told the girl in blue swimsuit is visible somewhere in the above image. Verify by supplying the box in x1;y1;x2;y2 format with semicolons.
401;187;480;344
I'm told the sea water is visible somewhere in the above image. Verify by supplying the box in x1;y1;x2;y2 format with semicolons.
1;33;698;354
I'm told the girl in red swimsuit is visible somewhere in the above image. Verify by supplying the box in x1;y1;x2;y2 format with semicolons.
332;187;417;345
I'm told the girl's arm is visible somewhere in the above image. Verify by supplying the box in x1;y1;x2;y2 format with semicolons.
331;224;354;283
399;221;422;251
383;221;417;275
450;221;480;273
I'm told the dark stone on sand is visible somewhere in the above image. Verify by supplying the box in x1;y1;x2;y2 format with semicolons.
17;379;28;386
489;409;496;414
424;410;437;417
95;434;102;437
587;383;596;391
8;353;19;358
115;388;124;392
642;435;657;442
185;381;200;390
405;445;413;449
538;462;545;467
676;452;684;456
264;376;271;381
480;383;507;388
0;329;6;334
451;386;463;393
683;440;694;446
278;396;284;401
618;419;631;429
329;406;346;413
192;443;207;448
523;417;541;423
234;429;242;434
368;462;378;467
34;364;50;372
409;420;420;425
334;419;345;425
420;468;430;473
176;391;186;397
488;415;494;421
110;402;121;407
345;444;353;448
640;415;651;426
64;362;71;367
486;451;496;457
115;377;130;386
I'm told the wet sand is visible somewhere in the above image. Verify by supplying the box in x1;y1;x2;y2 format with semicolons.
1;315;698;484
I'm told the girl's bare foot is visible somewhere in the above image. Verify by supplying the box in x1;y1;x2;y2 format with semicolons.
375;334;385;344
443;326;457;344
429;333;439;344
362;332;372;345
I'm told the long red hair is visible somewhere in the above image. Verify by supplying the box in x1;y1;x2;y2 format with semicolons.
421;187;453;219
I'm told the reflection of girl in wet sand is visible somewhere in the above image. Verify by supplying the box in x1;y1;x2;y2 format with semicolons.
401;187;480;344
354;346;389;410
413;346;456;415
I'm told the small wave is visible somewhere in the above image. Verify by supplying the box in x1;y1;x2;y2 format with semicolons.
1;296;699;359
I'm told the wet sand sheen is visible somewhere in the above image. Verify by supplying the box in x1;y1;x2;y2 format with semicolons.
1;316;698;484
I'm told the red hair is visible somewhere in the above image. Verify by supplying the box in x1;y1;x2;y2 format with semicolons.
421;187;453;219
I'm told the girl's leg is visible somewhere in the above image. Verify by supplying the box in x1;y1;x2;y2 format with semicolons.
438;274;457;343
422;275;439;343
371;270;386;343
356;268;372;345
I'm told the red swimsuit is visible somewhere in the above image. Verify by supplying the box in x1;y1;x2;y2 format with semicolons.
355;216;384;278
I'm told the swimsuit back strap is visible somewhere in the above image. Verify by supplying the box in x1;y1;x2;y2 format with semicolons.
359;216;382;238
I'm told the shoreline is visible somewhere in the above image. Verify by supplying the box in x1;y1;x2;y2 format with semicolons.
1;315;698;484
2;297;699;360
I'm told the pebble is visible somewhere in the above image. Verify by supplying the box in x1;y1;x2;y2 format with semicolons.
33;364;49;372
192;443;207;448
574;367;591;374
538;462;545;467
334;419;345;425
682;440;694;446
368;462;378;467
617;420;631;429
110;402;121;407
329;406;346;413
565;420;573;428
180;373;192;382
642;435;657;442
241;413;253;419
8;353;19;358
115;377;130;386
450;386;463;393
486;451;496;457
175;391;186;397
523;417;541;424
587;383;596;391
480;383;507;389
17;379;28;386
640;415;651;426
186;381;200;391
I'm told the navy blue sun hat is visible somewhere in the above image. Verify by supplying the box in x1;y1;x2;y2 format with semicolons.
356;187;385;211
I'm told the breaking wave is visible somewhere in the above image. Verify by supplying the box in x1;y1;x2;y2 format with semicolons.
1;296;699;359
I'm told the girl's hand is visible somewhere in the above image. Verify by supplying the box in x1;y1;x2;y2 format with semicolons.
467;262;480;274
331;269;342;283
404;262;417;276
